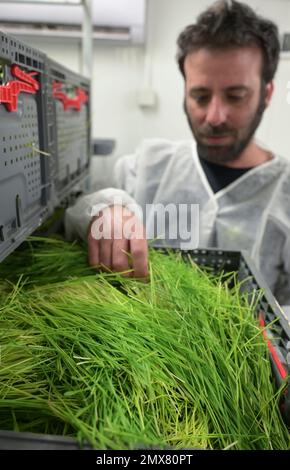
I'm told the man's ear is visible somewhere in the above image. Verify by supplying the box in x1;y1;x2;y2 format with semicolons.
265;81;274;107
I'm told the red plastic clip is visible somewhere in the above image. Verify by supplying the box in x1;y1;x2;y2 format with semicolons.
259;313;287;380
52;81;88;111
0;64;39;112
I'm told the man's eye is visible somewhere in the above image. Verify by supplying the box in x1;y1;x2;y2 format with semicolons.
193;95;210;104
227;95;244;102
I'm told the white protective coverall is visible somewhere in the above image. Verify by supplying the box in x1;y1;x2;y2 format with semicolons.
65;139;290;306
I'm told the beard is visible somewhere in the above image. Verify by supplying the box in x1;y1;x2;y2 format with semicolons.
184;90;266;164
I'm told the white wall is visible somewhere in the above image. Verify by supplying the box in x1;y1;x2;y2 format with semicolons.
135;0;290;159
247;0;290;157
17;0;290;188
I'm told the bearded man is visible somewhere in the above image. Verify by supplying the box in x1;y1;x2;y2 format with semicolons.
66;1;290;306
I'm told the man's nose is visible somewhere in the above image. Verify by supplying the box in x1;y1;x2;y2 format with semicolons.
205;97;228;126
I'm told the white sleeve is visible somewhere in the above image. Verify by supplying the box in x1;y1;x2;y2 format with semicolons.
113;153;138;194
65;153;139;242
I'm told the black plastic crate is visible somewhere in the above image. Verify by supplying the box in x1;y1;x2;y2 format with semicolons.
181;247;290;420
0;32;92;264
46;58;91;203
0;430;91;450
0;31;51;263
0;247;289;449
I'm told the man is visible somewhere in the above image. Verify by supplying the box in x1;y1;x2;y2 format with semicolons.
65;0;290;305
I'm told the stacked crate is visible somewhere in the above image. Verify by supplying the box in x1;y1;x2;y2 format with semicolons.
46;58;90;202
0;31;49;262
0;31;91;263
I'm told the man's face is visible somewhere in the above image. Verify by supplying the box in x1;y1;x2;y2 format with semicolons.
183;46;273;164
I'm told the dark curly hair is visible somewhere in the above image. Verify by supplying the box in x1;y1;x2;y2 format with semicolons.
177;0;280;84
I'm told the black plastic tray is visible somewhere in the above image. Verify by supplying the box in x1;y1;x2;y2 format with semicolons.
0;247;289;449
182;248;290;411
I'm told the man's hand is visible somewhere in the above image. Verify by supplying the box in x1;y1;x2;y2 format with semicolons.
87;205;148;278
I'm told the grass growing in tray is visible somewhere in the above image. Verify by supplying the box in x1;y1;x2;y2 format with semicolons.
0;237;289;449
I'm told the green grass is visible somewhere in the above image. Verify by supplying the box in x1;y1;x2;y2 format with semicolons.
0;237;289;449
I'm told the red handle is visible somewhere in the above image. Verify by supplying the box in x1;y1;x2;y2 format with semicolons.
0;64;39;112
52;81;88;111
259;313;287;380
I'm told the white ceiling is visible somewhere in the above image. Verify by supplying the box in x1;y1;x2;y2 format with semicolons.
0;0;146;27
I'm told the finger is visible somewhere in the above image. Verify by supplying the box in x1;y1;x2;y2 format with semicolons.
99;238;113;271
87;219;100;268
88;234;100;268
112;238;131;276
130;237;149;278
